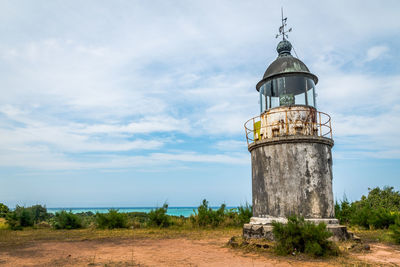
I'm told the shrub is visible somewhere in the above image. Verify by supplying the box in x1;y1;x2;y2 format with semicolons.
148;203;170;227
126;212;149;224
190;199;226;227
272;216;337;257
53;210;82;229
75;212;96;227
237;203;252;225
364;186;400;211
335;187;400;229
334;197;353;225
389;216;400;244
0;203;9;218
5;211;23;230
29;205;49;224
6;206;35;229
96;209;128;229
5;205;50;230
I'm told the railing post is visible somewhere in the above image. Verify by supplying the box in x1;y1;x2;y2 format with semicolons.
285;110;288;135
245;127;248;146
319;112;322;136
329;119;332;139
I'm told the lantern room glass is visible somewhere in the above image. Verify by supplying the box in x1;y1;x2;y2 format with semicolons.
259;75;316;113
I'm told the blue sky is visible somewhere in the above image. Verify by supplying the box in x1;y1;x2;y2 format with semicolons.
1;0;399;208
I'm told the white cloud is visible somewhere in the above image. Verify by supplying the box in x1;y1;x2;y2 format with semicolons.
215;140;247;151
0;0;400;172
312;52;400;159
365;45;389;62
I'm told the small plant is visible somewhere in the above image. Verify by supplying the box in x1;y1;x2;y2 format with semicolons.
96;209;128;229
334;196;353;225
190;199;226;227
148;203;170;227
272;216;337;257
237;203;252;225
53;210;82;229
0;203;9;218
389;216;400;244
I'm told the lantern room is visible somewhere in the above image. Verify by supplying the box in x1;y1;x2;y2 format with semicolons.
256;40;318;113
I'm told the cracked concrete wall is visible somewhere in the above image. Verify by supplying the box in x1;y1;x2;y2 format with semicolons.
251;140;334;219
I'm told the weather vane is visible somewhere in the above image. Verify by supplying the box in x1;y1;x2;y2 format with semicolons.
275;7;292;40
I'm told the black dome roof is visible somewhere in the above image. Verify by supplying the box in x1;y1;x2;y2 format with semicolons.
256;40;318;91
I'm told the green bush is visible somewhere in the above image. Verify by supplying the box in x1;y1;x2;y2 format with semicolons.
29;205;49;224
364;186;400;211
272;216;337;257
96;209;128;229
237;203;252;225
53;210;82;229
5;205;50;230
148;203;170;227
190;199;226;227
6;206;35;230
389;216;400;244
5;211;23;230
126;212;149;224
334;197;353;225
0;203;9;218
335;187;400;229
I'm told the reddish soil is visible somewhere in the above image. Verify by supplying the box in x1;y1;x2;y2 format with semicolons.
0;238;399;266
354;243;400;266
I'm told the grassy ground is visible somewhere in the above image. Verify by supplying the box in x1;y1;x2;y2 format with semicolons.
351;227;396;244
0;226;242;247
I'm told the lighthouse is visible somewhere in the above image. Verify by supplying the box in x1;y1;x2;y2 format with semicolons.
243;14;349;240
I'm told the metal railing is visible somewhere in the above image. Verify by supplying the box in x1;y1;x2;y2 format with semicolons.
244;108;332;146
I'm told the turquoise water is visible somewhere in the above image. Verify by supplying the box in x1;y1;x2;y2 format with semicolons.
47;207;236;217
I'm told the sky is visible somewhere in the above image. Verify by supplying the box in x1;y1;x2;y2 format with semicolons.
1;0;399;208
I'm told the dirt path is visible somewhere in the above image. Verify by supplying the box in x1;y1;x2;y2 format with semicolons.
354;243;400;266
1;237;400;266
0;237;337;267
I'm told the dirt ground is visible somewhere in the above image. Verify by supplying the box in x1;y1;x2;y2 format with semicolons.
1;236;400;267
356;243;400;266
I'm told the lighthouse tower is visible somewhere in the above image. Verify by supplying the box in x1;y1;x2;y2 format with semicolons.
243;15;348;239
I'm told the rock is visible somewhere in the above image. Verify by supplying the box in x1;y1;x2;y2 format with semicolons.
327;225;350;241
255;243;269;249
228;236;239;248
352;235;361;242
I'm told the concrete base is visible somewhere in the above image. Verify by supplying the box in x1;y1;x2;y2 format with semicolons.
243;216;351;241
250;216;339;225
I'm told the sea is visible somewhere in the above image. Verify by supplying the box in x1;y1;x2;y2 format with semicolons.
47;207;237;218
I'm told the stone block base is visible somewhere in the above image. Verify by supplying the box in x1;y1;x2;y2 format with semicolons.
243;217;352;241
243;223;275;240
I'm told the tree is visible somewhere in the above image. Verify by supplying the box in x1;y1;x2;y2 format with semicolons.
0;203;9;218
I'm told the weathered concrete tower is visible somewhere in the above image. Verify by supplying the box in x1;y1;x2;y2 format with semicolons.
243;16;348;239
